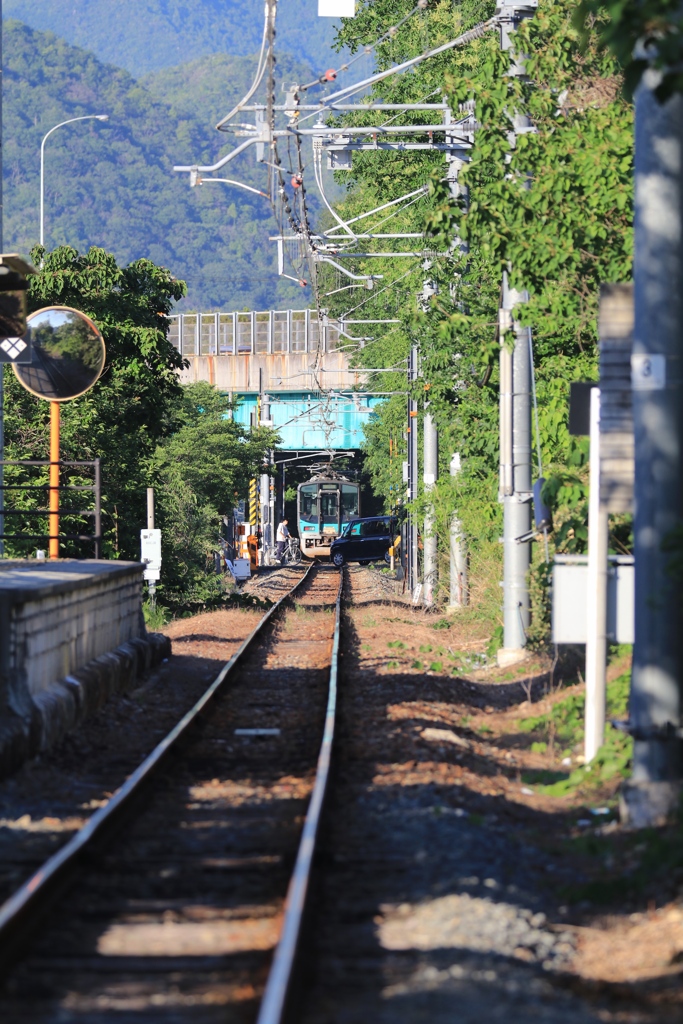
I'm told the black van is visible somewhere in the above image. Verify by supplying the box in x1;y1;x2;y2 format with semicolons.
329;515;398;567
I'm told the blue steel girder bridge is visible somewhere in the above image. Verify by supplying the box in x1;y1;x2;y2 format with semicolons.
169;309;383;451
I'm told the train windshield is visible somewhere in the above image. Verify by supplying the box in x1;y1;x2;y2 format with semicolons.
299;484;318;523
341;484;359;521
319;486;339;524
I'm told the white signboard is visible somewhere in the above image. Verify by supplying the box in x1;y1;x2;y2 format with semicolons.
552;556;634;644
319;0;355;15
141;528;162;582
632;353;666;391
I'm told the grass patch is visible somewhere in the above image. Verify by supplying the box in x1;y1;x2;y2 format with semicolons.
388;640;407;650
518;672;633;796
411;660;423;670
521;769;569;786
143;600;170;630
486;624;504;659
430;661;443;673
419;644;433;653
561;809;683;907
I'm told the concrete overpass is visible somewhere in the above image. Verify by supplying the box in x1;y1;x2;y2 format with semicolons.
169;310;383;450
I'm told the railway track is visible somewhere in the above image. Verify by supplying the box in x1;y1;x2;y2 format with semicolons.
0;563;342;1023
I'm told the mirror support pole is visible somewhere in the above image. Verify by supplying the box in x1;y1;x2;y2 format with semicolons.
49;401;59;560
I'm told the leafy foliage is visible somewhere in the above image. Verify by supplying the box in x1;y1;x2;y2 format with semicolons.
2;245;277;610
575;0;683;101
322;0;633;634
149;383;279;608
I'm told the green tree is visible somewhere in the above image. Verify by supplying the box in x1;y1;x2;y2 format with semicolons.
323;0;633;630
3;244;279;610
150;382;278;607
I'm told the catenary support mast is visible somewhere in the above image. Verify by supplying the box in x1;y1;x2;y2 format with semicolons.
499;273;532;657
624;70;683;825
497;0;536;662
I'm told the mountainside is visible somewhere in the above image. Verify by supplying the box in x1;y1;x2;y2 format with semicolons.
3;0;339;75
3;19;316;312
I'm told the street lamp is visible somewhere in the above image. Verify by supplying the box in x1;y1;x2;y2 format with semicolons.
40;115;109;248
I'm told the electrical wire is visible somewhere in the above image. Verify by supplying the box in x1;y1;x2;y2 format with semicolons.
299;2;427;93
216;1;274;131
339;263;422;318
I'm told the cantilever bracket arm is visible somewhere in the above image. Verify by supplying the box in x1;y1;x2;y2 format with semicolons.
173;136;259;176
315;255;383;282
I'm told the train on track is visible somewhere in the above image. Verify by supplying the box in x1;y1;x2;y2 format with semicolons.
297;470;361;559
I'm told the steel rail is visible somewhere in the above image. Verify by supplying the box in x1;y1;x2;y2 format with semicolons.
256;565;344;1024
0;562;316;969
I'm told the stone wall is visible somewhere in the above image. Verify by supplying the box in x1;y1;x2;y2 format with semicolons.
0;561;171;777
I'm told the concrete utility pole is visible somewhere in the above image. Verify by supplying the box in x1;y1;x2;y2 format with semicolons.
499;273;532;661
407;345;419;593
0;7;4;558
423;408;437;606
624;70;683;825
420;271;438;607
449;453;468;606
444;106;472;609
496;0;536;664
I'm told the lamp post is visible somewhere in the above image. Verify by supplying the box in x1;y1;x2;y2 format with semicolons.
40;114;109;248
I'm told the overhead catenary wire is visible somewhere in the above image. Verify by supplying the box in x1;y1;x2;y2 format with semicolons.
299;2;428;93
293;19;497;126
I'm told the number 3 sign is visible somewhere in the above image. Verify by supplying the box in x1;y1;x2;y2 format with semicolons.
631;353;666;391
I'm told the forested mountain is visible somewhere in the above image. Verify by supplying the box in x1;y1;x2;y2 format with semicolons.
3;0;338;75
3;19;316;311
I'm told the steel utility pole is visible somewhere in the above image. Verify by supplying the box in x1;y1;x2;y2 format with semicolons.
624;70;683;826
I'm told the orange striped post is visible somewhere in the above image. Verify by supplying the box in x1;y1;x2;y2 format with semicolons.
49;401;60;559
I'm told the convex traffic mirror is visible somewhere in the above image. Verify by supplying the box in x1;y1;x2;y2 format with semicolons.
13;306;106;401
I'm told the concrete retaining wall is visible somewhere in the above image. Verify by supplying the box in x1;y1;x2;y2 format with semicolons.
0;561;171;778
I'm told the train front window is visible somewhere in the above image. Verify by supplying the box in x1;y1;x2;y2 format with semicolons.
341;484;359;521
299;484;318;523
320;489;339;523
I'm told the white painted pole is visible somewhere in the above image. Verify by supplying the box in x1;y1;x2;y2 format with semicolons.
449;453;468;607
423;410;437;607
585;386;609;763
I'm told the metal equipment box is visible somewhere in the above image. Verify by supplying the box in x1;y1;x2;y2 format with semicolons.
552;554;634;644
